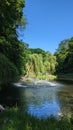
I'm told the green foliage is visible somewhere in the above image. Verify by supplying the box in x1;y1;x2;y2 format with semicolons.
0;108;73;130
0;54;19;84
0;0;26;37
44;52;57;74
64;38;73;72
0;0;28;82
55;38;73;73
29;48;46;56
26;49;57;77
37;74;57;80
0;36;28;75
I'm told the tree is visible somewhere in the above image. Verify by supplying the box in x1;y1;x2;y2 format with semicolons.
0;0;28;76
44;52;57;74
55;39;69;73
0;0;26;37
26;49;57;77
0;0;28;86
55;37;73;73
63;37;73;73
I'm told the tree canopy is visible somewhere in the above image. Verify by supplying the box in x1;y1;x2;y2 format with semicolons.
55;37;73;73
26;49;57;77
0;0;28;85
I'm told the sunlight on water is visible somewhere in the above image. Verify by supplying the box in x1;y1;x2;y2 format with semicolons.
27;100;61;118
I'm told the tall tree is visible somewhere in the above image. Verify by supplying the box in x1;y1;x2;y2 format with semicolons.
26;49;56;77
0;0;28;75
0;0;28;86
55;37;73;73
63;37;73;73
55;39;69;73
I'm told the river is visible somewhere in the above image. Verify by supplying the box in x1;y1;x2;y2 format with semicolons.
0;79;73;118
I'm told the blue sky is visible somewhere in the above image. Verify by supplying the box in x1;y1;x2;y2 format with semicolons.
19;0;73;53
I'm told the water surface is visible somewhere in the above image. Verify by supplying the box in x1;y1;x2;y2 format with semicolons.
0;79;73;118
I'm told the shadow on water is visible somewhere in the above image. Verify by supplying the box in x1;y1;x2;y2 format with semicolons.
57;83;73;115
0;84;21;107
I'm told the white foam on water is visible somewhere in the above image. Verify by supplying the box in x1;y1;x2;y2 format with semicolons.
26;78;62;87
14;78;63;88
39;81;57;86
14;82;27;88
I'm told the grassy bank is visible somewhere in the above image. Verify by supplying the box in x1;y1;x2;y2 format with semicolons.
0;108;73;130
37;74;57;81
21;74;57;82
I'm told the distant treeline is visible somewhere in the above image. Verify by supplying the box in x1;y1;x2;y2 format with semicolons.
0;0;73;85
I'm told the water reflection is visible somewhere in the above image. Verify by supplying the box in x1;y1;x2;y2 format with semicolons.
0;81;73;118
18;83;62;118
57;84;73;115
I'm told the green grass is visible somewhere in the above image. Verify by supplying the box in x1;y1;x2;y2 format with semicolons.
0;108;73;130
37;74;57;81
